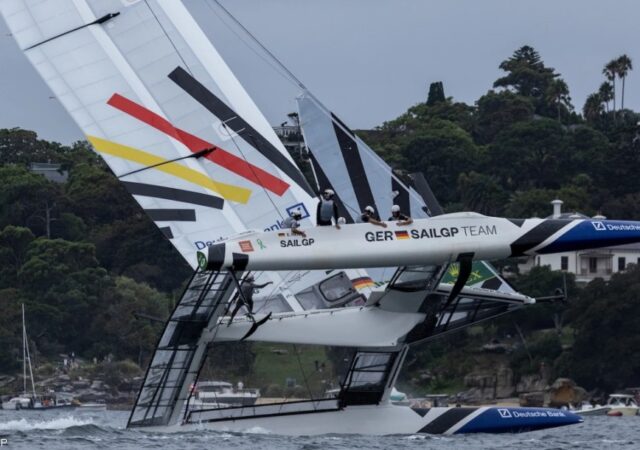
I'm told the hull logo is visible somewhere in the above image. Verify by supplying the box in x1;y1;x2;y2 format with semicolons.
239;240;254;252
592;221;606;231
498;409;512;418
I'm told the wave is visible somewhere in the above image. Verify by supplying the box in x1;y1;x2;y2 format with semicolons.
0;416;94;431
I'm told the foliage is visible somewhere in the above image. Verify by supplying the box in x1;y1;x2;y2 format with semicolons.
566;265;640;391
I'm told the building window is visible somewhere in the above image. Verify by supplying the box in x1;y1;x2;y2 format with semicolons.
561;256;568;271
589;257;598;273
618;257;626;272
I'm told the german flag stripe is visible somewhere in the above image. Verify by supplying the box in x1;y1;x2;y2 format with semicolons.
122;181;224;209
107;93;289;196
352;277;375;289
168;67;314;196
87;135;251;204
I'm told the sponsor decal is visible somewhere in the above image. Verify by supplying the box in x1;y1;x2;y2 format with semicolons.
265;203;311;231
460;225;497;237
195;237;226;250
365;225;498;242
395;230;410;240
497;408;566;419
239;240;254;252
196;251;207;270
256;239;266;250
592;221;640;232
280;238;315;248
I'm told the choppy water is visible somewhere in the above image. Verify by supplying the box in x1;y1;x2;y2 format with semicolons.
0;409;638;449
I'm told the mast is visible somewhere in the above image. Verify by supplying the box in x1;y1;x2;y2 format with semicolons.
22;304;26;396
22;305;37;400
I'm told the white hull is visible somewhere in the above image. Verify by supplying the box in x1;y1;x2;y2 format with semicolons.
609;407;638;416
142;403;581;436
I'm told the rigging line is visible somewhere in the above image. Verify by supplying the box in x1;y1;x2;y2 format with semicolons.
143;0;194;76
117;148;215;178
223;123;286;221
293;344;318;411
206;0;392;181
203;1;296;88
207;0;308;91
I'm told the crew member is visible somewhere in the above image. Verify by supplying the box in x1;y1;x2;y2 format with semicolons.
230;274;273;318
389;204;413;225
281;209;306;237
316;189;341;229
360;205;387;228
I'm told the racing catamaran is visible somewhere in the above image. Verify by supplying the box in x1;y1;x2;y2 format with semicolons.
0;0;603;434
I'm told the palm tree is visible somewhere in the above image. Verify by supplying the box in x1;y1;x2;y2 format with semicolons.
545;79;572;122
583;93;604;123
603;59;619;112
598;81;614;113
616;54;633;110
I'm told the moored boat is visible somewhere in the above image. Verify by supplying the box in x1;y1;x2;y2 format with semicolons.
606;394;639;416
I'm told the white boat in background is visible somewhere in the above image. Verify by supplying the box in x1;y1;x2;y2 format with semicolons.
570;402;611;416
190;381;259;407
1;306;75;411
606;394;639;416
78;402;107;411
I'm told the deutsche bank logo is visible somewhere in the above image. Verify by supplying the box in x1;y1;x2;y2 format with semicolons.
286;202;310;219
592;221;606;231
498;408;513;418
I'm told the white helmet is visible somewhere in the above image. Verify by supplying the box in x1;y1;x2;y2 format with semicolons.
245;274;255;282
337;217;347;225
323;188;335;197
391;204;401;213
364;205;375;214
291;209;302;218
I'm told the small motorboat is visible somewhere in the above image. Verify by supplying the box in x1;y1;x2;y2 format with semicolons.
570;402;611;416
606;394;639;416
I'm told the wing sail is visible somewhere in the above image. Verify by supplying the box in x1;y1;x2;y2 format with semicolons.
1;0;319;269
297;92;517;293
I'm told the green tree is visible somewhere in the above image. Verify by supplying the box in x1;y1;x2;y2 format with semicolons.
582;93;604;124
0;226;35;288
598;81;614;113
475;90;534;144
399;118;480;204
603;59;619;113
568;266;640;390
616;54;633;110
88;276;170;361
0;128;67;165
545;78;573;122
457;171;508;215
427;81;445;106
486;119;569;190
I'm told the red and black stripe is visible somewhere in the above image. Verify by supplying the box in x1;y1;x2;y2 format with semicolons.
168;67;313;196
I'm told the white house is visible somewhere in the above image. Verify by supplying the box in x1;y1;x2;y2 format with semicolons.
518;200;640;284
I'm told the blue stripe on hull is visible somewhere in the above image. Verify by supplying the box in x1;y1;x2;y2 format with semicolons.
455;407;582;434
539;220;640;254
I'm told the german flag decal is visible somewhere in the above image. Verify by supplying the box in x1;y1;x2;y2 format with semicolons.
395;230;410;240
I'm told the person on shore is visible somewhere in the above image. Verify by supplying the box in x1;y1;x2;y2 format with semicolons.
281;209;306;237
360;205;387;228
316;189;341;229
388;204;413;225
